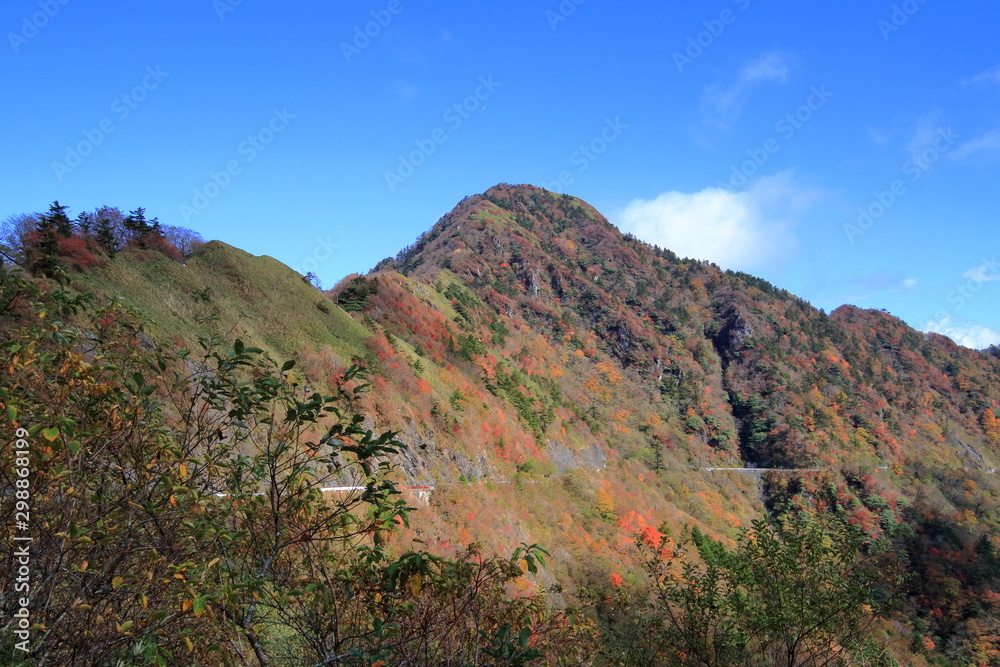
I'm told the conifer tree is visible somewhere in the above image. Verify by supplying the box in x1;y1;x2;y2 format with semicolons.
29;206;61;277
123;207;161;244
46;200;73;238
95;217;118;256
75;212;93;239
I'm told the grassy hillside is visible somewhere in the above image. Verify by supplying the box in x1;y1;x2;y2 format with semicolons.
72;240;369;363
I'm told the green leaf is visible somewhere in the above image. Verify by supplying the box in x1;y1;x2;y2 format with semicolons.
281;360;296;372
192;597;208;617
67;440;81;454
42;427;60;442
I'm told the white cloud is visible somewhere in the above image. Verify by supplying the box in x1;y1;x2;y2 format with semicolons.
961;65;1000;86
925;314;1000;350
950;129;1000;161
701;51;791;130
962;256;1000;283
905;111;945;157
740;51;791;86
613;171;817;270
866;126;890;147
902;278;918;289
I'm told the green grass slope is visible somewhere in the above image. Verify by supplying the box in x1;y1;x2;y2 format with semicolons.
71;241;369;363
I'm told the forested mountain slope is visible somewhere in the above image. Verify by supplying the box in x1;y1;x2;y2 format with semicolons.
5;184;999;664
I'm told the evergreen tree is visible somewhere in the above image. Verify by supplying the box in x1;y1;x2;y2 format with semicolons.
123;207;161;244
30;210;60;277
46;200;73;238
95;217;118;256
75;212;93;239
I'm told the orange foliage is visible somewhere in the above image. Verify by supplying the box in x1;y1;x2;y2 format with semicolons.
982;409;1000;443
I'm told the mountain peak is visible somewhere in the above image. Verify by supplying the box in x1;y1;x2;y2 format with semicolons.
377;183;633;280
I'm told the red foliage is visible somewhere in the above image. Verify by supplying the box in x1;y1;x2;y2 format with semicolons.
23;231;104;272
639;525;662;549
137;234;184;262
56;235;102;271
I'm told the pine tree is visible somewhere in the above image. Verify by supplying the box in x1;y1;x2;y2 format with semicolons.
123;207;160;244
46;200;73;238
30;211;60;277
95;217;118;257
76;212;93;239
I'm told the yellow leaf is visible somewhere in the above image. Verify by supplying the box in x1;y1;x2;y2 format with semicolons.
112;577;124;589
409;573;423;597
118;620;134;633
181;600;192;613
185;637;194;653
179;463;188;478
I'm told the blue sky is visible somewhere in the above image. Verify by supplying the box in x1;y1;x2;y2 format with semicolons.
2;0;999;348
